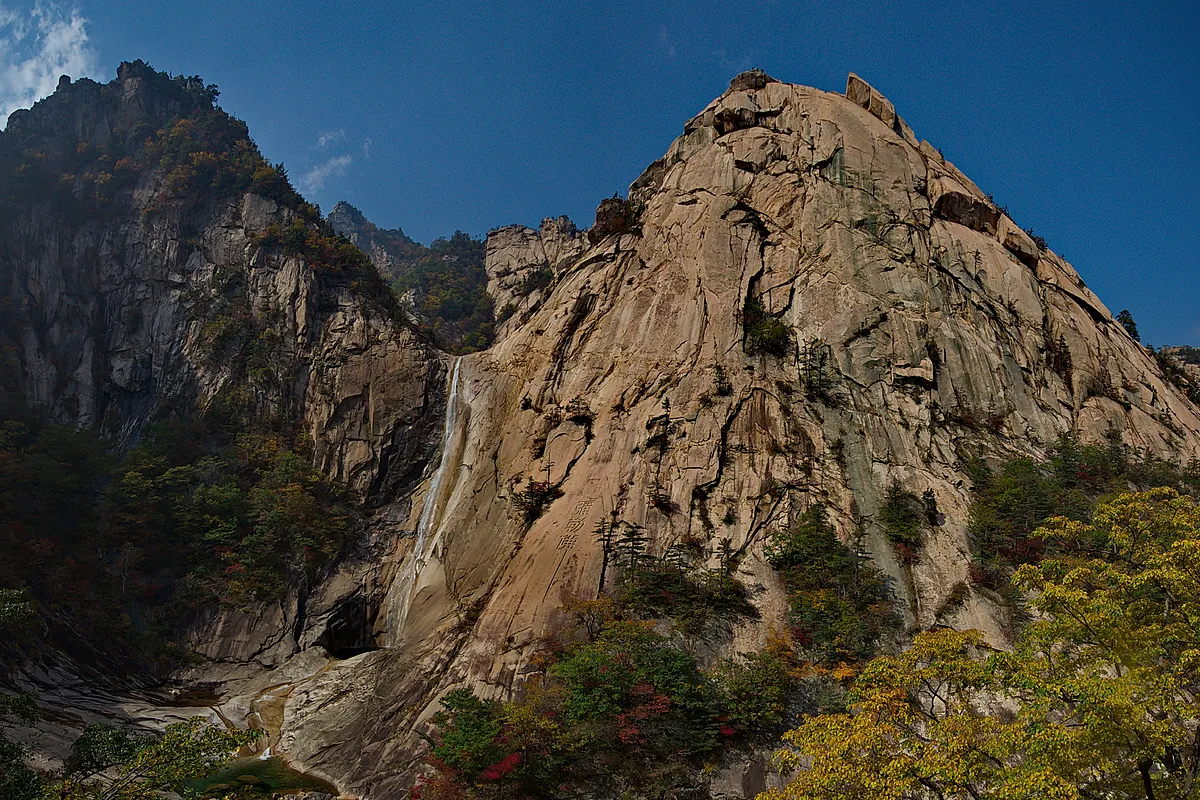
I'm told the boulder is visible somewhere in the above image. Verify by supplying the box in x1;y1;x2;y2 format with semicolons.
728;68;778;93
998;214;1041;268
846;71;917;143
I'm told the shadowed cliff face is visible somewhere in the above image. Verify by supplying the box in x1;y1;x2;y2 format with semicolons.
7;67;1200;800
0;61;440;494
0;64;445;774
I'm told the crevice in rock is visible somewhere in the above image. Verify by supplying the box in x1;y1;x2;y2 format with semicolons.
543;291;597;398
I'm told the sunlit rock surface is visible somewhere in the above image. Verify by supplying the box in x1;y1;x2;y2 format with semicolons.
251;71;1200;798
7;67;1200;799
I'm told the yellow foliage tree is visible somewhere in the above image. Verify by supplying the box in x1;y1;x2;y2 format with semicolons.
761;488;1200;800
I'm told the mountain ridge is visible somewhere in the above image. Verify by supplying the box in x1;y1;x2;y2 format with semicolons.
263;69;1200;796
327;199;495;353
3;64;1200;799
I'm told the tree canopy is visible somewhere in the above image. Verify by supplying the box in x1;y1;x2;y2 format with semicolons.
761;488;1200;800
22;718;256;800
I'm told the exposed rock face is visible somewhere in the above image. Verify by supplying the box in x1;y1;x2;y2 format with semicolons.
0;64;444;773
845;72;917;144
216;71;1200;797
0;66;440;494
483;216;586;337
8;67;1200;800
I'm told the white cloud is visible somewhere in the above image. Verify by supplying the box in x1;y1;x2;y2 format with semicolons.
304;130;358;193
300;154;352;193
315;129;345;149
362;136;371;158
0;2;99;123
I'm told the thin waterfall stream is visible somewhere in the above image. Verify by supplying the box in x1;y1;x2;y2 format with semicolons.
386;357;464;641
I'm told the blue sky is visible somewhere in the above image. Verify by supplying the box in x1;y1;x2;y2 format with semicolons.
2;1;1198;344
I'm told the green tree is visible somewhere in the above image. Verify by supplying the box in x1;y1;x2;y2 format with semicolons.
799;338;836;403
762;488;1200;800
711;635;800;739
1117;309;1141;343
765;505;898;666
0;391;354;671
743;295;792;357
0;584;39;800
45;717;260;799
966;433;1200;593
879;482;923;550
428;689;508;783
418;598;804;799
0;589;31;628
386;231;494;354
612;522;650;572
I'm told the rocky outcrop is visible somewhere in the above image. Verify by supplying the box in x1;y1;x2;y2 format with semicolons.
483;216;585;337
428;67;1200;655
845;71;917;144
204;71;1200;797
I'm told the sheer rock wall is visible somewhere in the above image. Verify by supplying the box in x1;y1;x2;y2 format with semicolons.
8;67;1200;799
256;72;1200;797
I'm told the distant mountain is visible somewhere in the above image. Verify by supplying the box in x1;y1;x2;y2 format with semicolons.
328;200;493;353
326;200;424;264
1166;345;1200;365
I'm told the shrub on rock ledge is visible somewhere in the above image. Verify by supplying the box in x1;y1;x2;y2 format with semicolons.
743;295;791;357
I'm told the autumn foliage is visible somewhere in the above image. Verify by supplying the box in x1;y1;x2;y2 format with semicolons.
416;603;799;799
763;489;1200;800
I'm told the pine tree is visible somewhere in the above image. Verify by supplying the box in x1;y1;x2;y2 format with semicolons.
614;522;650;573
1117;309;1141;342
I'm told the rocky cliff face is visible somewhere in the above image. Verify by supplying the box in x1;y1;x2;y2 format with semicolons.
192;71;1200;798
0;63;440;492
7;67;1200;800
0;64;446;773
484;215;586;335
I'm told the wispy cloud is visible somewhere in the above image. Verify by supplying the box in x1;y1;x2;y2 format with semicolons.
361;136;372;158
716;48;754;77
657;25;677;59
300;154;352;193
302;129;359;194
0;1;99;123
316;129;345;149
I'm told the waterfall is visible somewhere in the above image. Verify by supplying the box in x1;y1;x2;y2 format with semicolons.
386;357;463;640
414;357;462;550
